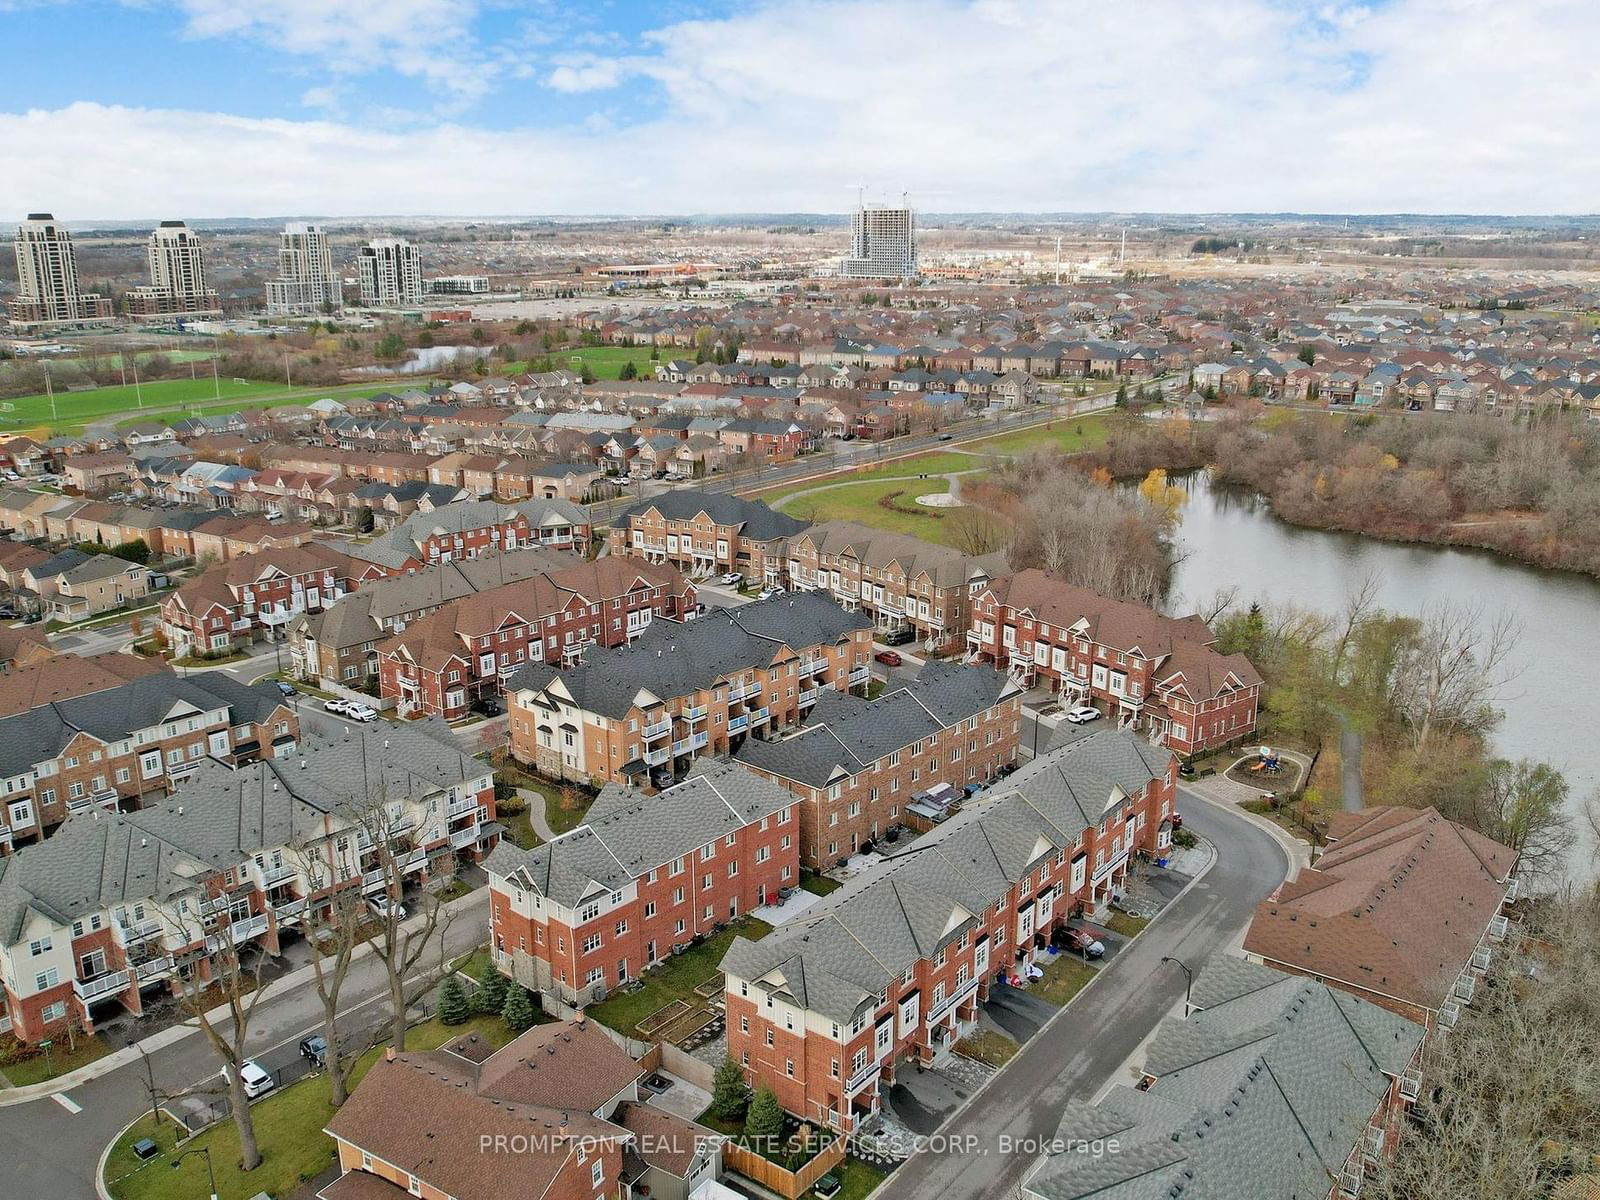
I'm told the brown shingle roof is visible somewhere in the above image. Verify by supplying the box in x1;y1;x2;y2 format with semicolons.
0;652;167;717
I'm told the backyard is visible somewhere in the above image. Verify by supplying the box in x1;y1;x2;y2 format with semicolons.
585;916;771;1040
103;1011;520;1200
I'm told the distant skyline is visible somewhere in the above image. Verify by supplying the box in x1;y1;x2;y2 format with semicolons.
2;0;1597;220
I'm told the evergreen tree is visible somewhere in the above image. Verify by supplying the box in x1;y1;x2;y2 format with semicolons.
744;1086;783;1149
438;973;470;1025
475;967;509;1016
619;360;637;381
502;983;537;1031
711;1055;749;1120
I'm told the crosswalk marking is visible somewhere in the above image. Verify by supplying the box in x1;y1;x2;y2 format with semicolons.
52;1092;83;1114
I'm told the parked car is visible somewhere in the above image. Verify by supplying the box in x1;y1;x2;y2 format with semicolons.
368;895;407;922
275;681;298;698
758;586;785;600
299;1034;327;1068
1177;762;1196;779
221;1059;275;1100
1065;705;1101;724
717;571;744;586
1054;926;1107;957
937;433;954;441
323;698;351;716
874;649;903;667
344;702;378;723
472;696;503;717
881;627;916;646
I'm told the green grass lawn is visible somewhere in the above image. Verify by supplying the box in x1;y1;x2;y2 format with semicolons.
756;451;982;505
104;1013;518;1200
953;1028;1020;1068
799;869;841;897
1033;956;1098;1007
815;1158;889;1200
776;478;960;543
1106;911;1150;939
1;1033;113;1086
586;917;772;1038
963;413;1113;457
503;345;663;382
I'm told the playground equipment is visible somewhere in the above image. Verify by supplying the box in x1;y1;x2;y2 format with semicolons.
1248;746;1283;775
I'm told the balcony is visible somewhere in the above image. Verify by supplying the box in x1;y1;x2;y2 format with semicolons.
259;862;297;888
1487;914;1510;942
798;688;820;707
361;867;388;892
1399;1067;1422;1103
925;978;980;1026
447;794;478;818
643;718;672;740
1470;945;1492;973
732;682;762;702
845;1059;882;1097
1438;1000;1461;1029
271;896;308;922
1503;878;1521;904
848;666;871;685
644;747;670;766
965;629;983;646
800;658;826;677
118;916;163;944
450;824;481;850
134;955;174;984
748;706;770;725
73;969;132;1002
683;704;708;722
690;731;709;751
1453;972;1476;1003
728;715;749;734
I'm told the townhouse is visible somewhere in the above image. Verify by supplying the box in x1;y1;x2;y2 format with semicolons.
0;672;298;851
0;625;55;674
0;719;491;1043
34;552;151;619
289;546;581;686
506;591;874;787
610;489;809;584
1022;956;1425;1200
969;569;1262;755
0;651;165;717
786;521;1009;649
487;760;800;1006
734;662;1021;867
378;558;693;719
342;498;592;578
720;725;1176;1131
1242;805;1519;1033
326;1019;721;1200
159;541;356;654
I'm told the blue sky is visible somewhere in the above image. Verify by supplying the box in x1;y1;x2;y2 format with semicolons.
1;0;1596;218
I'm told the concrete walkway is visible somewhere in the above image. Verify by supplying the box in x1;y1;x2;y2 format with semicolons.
515;786;559;842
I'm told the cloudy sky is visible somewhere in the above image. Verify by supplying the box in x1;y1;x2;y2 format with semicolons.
2;0;1596;220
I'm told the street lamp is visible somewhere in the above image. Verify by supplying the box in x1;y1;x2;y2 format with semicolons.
1161;956;1194;1012
170;1145;218;1200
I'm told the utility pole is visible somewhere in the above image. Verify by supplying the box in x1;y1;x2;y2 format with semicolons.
211;355;221;401
285;351;293;390
132;355;143;408
43;361;56;424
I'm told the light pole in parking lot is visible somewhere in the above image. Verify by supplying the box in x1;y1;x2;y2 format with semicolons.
1161;955;1194;1014
171;1145;218;1200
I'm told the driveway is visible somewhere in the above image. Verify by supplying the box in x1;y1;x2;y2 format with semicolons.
981;982;1057;1043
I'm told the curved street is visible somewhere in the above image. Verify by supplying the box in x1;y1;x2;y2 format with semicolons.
871;787;1292;1200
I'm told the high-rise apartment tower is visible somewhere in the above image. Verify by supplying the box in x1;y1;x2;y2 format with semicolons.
265;222;342;315
840;202;918;279
357;237;423;308
7;214;114;329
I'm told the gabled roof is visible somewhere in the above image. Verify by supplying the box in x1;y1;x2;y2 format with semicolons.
617;488;808;543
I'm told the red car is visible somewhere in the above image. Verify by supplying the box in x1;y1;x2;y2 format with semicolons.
874;650;903;666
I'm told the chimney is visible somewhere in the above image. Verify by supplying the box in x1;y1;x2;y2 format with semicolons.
177;805;184;815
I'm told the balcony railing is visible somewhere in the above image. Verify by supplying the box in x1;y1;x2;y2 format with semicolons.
748;706;770;725
134;955;174;983
798;688;820;707
846;1059;882;1096
1453;972;1476;1003
118;916;163;943
259;863;297;888
450;824;481;850
643;718;672;740
965;629;983;645
684;704;708;721
732;682;762;702
644;748;670;766
1399;1067;1422;1102
1470;945;1491;973
73;969;131;1002
925;978;980;1026
447;794;478;818
728;715;749;734
801;658;826;677
271;896;308;922
1488;914;1509;941
848;666;871;685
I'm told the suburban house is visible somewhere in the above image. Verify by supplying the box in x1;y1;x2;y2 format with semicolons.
0;719;491;1043
0;625;55;674
506;592;874;788
1021;956;1426;1200
0;672;298;851
785;522;1009;649
487;760;800;1007
342;499;592;578
1242;805;1520;1032
969;569;1262;755
324;1018;722;1200
610;490;810;584
721;725;1176;1132
734;662;1021;867
159;541;356;654
376;558;693;719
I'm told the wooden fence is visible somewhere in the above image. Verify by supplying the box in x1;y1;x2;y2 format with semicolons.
722;1136;847;1200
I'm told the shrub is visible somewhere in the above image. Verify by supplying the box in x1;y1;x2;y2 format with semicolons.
710;1054;749;1121
744;1086;783;1151
502;984;538;1031
475;967;509;1016
437;974;470;1025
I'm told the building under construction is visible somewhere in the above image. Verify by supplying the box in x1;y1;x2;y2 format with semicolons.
840;201;918;279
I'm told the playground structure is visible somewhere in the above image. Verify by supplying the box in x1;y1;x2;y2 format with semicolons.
1247;746;1283;776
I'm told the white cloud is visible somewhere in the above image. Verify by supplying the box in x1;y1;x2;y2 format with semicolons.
5;0;1600;216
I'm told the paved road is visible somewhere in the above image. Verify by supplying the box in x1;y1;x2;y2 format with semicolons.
0;891;489;1200
872;789;1289;1200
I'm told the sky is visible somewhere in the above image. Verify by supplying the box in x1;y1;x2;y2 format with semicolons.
1;0;1597;220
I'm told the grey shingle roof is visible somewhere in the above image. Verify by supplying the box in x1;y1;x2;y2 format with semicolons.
0;673;288;778
506;592;870;719
721;726;1167;1024
1024;956;1424;1200
617;488;809;543
485;760;793;907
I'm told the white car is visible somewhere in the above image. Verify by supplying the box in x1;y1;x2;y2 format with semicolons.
323;698;351;716
1065;705;1101;725
758;587;785;601
221;1059;275;1100
344;702;378;723
717;572;744;586
368;895;407;922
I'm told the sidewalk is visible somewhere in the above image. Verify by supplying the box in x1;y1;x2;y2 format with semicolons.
0;886;489;1107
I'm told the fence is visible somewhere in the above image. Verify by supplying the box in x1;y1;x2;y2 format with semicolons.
721;1136;847;1200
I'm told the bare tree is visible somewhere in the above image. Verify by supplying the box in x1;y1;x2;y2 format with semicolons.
1194;585;1240;625
1391;601;1521;750
290;837;376;1107
162;893;275;1171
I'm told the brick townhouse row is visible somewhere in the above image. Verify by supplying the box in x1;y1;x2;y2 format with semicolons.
289;546;582;686
786;521;1010;650
609;489;809;584
734;661;1021;868
0;489;315;563
265;440;603;503
0;671;298;852
969;568;1263;755
342;497;593;577
486;760;800;1008
720;725;1177;1131
505;591;875;789
160;541;357;654
0;721;493;1043
377;558;693;720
